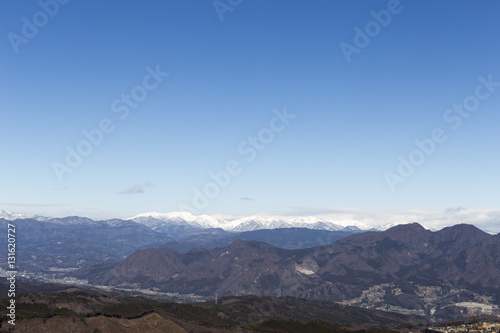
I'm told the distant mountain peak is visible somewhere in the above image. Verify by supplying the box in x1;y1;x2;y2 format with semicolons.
0;210;49;221
387;222;427;231
436;223;490;243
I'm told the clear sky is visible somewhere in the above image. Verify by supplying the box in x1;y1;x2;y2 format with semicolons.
1;0;499;220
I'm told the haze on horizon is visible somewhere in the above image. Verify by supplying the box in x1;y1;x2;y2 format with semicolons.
1;1;499;229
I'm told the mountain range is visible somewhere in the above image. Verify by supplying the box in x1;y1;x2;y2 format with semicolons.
0;210;410;233
75;223;500;320
3;210;500;320
0;214;356;274
129;211;390;232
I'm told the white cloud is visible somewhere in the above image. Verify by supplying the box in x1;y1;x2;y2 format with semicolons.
118;181;153;195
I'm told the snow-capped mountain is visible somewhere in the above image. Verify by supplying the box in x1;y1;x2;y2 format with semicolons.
0;210;50;221
220;216;348;232
128;212;374;232
0;210;30;220
129;212;222;232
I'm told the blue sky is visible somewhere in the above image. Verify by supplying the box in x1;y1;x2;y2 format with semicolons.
1;0;499;220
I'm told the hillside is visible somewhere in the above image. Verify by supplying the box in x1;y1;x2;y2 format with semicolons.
0;286;425;332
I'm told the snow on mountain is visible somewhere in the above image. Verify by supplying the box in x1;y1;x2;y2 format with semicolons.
226;214;375;232
308;221;344;231
224;216;350;232
231;220;266;232
228;216;292;231
0;210;30;220
0;210;50;221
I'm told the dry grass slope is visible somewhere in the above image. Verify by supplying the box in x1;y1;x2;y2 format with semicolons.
1;313;186;333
